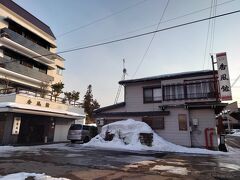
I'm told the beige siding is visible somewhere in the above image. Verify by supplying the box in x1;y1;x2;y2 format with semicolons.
189;109;217;148
125;82;161;112
99;73;218;148
124;74;216;109
155;108;191;147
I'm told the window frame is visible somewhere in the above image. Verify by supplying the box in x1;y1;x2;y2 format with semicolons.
142;116;165;130
143;86;162;103
178;114;188;131
56;66;64;76
163;84;185;101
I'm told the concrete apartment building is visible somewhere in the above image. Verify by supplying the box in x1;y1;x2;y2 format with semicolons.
94;70;227;149
0;0;84;145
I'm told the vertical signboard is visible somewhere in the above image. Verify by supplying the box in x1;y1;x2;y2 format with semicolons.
12;117;21;135
216;52;232;101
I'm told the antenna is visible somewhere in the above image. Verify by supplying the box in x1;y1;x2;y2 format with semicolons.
114;59;127;104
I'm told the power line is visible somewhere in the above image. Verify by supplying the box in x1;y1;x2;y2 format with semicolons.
202;0;214;69
54;9;240;56
62;0;236;52
57;0;149;38
3;8;240;62
210;0;217;53
132;0;170;78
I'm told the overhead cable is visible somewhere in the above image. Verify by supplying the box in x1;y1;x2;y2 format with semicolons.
57;0;149;38
132;0;170;78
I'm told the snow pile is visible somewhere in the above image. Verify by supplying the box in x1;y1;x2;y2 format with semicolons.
229;129;240;137
0;172;69;180
85;119;223;154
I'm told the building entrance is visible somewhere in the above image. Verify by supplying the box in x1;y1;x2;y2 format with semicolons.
17;115;54;144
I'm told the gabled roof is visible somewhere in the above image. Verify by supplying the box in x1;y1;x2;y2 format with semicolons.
0;0;55;39
119;70;216;85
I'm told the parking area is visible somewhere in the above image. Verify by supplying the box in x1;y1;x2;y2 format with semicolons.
0;143;240;179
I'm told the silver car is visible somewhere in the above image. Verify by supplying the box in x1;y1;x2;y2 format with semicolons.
67;124;97;143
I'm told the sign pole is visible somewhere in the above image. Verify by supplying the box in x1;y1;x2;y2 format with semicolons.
211;55;219;102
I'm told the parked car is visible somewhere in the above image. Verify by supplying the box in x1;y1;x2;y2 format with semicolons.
67;124;98;143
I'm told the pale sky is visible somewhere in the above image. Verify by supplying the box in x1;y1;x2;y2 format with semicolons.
14;0;240;106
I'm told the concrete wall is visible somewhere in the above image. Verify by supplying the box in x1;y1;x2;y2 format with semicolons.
49;58;64;84
0;4;55;45
0;3;64;88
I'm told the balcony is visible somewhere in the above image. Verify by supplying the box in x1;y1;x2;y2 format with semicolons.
0;28;57;60
164;92;215;101
0;87;82;110
0;57;53;82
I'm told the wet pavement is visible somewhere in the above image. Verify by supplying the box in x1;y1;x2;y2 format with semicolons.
0;143;240;179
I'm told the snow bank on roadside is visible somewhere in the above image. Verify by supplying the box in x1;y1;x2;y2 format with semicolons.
0;172;69;180
0;146;31;154
85;119;224;154
229;130;240;137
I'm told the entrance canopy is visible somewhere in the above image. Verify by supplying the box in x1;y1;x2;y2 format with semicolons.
0;102;85;119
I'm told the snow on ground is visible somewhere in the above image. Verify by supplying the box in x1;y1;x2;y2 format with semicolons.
150;165;189;175
85;119;224;154
0;172;69;180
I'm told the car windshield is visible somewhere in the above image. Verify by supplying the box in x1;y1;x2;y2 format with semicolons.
69;124;82;130
83;125;90;130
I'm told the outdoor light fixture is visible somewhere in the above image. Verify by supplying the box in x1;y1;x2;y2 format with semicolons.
159;106;167;111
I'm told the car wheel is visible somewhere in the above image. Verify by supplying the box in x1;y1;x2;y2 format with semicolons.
83;136;90;143
71;140;76;143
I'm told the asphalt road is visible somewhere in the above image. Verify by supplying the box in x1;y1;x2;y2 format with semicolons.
0;143;240;179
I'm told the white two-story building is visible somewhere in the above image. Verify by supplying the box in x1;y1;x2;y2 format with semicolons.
94;70;227;149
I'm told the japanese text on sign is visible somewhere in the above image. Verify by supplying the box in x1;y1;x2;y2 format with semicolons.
216;52;232;101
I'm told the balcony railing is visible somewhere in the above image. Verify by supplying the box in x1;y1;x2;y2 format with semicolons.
0;28;56;60
164;92;215;101
0;57;54;82
0;87;82;107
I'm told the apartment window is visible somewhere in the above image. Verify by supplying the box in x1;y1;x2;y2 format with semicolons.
56;66;64;75
142;116;164;130
178;114;187;131
163;84;184;101
143;86;162;103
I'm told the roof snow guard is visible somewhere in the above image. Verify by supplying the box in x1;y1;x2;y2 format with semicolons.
0;0;55;39
0;102;85;119
119;70;216;85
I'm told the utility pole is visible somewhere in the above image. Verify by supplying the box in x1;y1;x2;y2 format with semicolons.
114;59;127;104
211;55;219;102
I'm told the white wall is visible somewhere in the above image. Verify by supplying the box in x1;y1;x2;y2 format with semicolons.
53;119;73;142
156;108;191;147
189;109;217;148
